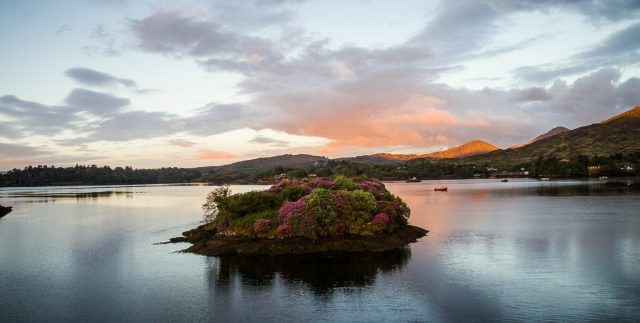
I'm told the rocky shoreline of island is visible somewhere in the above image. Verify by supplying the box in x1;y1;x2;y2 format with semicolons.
168;224;427;256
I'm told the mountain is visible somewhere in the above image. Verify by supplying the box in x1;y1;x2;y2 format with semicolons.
509;126;570;148
528;126;570;144
421;140;499;158
339;140;500;164
335;154;410;165
196;154;328;174
602;106;640;126
469;106;640;164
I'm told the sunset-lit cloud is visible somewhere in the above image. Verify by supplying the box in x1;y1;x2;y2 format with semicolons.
1;0;639;169
195;149;237;160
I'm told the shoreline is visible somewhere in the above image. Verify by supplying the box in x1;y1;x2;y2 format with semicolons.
169;225;428;256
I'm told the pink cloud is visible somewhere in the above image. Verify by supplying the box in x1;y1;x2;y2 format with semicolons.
195;149;237;159
168;138;195;148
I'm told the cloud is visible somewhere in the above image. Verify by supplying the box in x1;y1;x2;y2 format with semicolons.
65;67;137;88
195;149;237;159
546;68;624;123
168;138;195;148
64;88;130;115
514;23;640;83
0;143;46;158
511;87;551;102
616;77;640;108
83;24;122;56
249;135;289;147
486;0;640;21
410;0;500;62
0;95;79;138
76;111;178;142
580;22;640;58
130;7;279;65
6;0;639;163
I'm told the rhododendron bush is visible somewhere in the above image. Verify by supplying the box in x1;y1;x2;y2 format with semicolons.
202;176;410;239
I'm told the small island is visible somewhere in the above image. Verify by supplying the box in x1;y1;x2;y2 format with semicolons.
172;176;427;256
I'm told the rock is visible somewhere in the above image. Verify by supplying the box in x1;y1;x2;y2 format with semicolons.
0;205;12;218
180;225;428;256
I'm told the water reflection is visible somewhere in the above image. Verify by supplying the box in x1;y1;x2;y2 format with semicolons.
1;190;137;199
207;249;411;295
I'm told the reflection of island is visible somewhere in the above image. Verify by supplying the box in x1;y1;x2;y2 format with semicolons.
208;248;411;295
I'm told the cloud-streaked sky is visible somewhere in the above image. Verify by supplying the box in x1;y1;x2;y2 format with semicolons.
1;0;639;170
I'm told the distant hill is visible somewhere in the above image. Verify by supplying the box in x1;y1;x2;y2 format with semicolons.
340;140;500;164
468;106;640;164
421;140;499;158
196;154;328;174
335;154;408;165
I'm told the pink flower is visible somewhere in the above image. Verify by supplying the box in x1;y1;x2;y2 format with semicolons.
373;212;389;225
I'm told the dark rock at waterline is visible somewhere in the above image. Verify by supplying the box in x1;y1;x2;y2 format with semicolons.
170;225;428;256
0;205;12;218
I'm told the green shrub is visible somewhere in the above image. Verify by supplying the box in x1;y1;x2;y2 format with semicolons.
203;188;282;229
304;188;337;232
282;185;309;201
202;186;232;224
333;175;357;191
340;189;377;235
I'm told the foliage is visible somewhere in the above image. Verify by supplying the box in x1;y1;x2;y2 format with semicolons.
281;185;309;201
202;188;281;230
230;209;279;236
0;164;201;187
202;186;231;224
340;189;378;235
332;175;357;191
304;188;337;232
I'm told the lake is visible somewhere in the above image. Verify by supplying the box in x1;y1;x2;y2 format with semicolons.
1;179;639;322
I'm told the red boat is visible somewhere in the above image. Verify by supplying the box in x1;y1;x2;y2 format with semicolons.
434;187;448;192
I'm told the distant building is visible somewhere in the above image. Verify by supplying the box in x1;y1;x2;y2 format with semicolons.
560;158;570;163
588;165;601;174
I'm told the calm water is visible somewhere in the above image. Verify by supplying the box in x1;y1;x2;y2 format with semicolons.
1;179;639;322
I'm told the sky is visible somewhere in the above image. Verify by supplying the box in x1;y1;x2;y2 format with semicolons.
1;0;639;170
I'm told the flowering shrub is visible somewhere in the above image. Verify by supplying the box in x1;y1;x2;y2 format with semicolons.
307;178;334;190
203;176;411;239
277;199;318;239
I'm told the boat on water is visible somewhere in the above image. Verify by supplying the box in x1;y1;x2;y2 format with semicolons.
540;177;550;181
599;176;608;181
0;205;12;218
434;187;448;192
406;177;421;183
501;179;509;182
